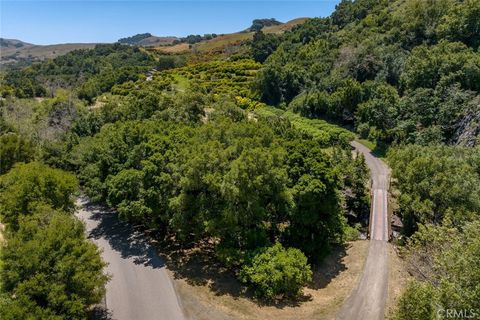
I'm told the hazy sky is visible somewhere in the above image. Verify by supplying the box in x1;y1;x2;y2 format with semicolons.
0;1;340;45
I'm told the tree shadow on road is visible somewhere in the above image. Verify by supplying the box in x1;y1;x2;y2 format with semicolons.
79;198;350;310
83;200;165;269
89;306;113;320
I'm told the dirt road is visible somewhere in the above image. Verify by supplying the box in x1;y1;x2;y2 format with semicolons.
337;141;390;320
75;197;186;320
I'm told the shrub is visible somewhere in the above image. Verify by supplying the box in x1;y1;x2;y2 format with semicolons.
344;224;361;241
395;281;436;320
239;243;312;300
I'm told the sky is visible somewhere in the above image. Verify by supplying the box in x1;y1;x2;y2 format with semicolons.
0;1;340;45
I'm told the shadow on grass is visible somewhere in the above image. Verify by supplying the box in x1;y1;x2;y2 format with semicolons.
159;238;245;299
307;243;350;290
158;237;350;309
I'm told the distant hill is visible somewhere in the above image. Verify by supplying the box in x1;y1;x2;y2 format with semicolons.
248;18;282;32
0;38;34;49
1;17;309;64
118;33;153;44
118;33;179;47
154;18;309;55
0;39;97;65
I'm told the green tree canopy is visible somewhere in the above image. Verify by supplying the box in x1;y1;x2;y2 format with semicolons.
0;208;108;320
240;243;312;300
0;162;78;227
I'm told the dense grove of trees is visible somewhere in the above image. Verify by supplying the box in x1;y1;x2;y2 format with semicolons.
387;145;480;318
0;162;77;227
257;0;480;146
71;115;361;263
0;208;108;319
1;0;478;312
388;145;480;235
172;33;219;45
249;18;282;32
250;31;280;63
248;0;480;313
118;33;153;45
1;32;369;304
65;89;368;298
0;44;158;102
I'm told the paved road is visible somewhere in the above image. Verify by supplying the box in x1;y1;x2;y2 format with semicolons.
337;141;390;320
76;197;186;320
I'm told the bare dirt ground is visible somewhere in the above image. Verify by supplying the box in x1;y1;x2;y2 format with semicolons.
164;240;369;320
385;243;411;319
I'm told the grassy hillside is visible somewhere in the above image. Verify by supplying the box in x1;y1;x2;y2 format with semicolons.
118;33;179;46
155;18;309;55
0;38;33;49
1;42;97;64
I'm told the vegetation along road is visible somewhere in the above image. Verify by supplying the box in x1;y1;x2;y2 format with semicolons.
337;141;390;320
76;197;186;320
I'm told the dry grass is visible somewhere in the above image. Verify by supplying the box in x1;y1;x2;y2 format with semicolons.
195;32;253;53
154;43;190;54
385;243;411;319
1;43;97;63
153;18;309;56
163;240;369;320
263;18;309;34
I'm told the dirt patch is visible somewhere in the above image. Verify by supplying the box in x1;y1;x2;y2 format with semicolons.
385;243;411;319
162;240;369;320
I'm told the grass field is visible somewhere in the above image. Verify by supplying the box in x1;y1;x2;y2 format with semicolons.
195;32;253;53
153;43;190;54
1;43;97;64
262;17;309;34
195;18;308;53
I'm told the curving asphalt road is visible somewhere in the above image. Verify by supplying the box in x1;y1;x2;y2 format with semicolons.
75;197;186;320
337;141;390;320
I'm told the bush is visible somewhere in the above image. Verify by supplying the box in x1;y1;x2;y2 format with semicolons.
0;133;35;174
395;281;436;320
239;243;312;300
344;224;361;241
356;122;370;139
